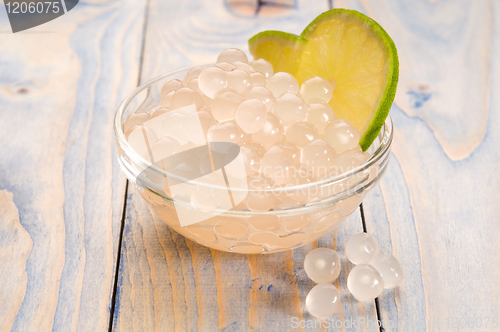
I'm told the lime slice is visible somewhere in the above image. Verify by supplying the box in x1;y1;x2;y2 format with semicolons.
297;9;398;151
248;31;307;75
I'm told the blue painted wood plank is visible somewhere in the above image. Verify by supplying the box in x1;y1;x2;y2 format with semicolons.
0;1;146;330
333;0;500;330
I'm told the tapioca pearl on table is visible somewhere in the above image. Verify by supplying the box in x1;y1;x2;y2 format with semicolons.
369;252;404;289
306;101;336;134
251;113;284;150
345;232;379;265
217;48;249;64
260;145;295;186
211;90;244;122
347;264;384;302
304;248;341;283
161;79;182;97
235;99;267;134
266;72;299;98
273;92;308;127
250;58;274;78
300;139;337;179
245;85;275;111
325;119;361;154
285;121;319;149
300;76;333;103
306;283;341;319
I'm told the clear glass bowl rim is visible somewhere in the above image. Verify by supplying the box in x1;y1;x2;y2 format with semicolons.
113;65;393;194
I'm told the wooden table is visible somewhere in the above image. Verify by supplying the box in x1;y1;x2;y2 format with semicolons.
1;0;498;331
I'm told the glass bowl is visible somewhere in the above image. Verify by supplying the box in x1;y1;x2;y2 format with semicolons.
114;66;393;254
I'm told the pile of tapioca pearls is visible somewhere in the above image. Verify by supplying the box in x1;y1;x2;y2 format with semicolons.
124;48;370;192
304;233;403;319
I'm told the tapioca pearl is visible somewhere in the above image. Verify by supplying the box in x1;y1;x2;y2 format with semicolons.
278;142;301;167
217;48;249;64
227;69;253;96
235;99;267;134
250;72;267;86
233;61;254;74
164;112;191;145
170;87;205;111
245;85;275;111
127;125;158;160
251;113;284;150
345;232;379;265
207;121;243;145
273;92;307;127
306;283;341;318
306;102;336;134
150;107;169;119
347;264;384;302
190;188;217;213
301;139;337;178
183;110;214;145
245;175;275;212
261;145;295;185
211;90;244;122
285;121;319;148
160;91;175;108
198;66;228;99
304;248;341;283
215;62;236;71
334;150;369;175
249;214;281;232
124;112;150;132
240;142;266;176
214;218;248;238
325;119;361;154
300;76;334;103
266;72;299;98
250;58;274;78
182;66;204;86
161;79;182;97
369;252;404;289
150;136;181;162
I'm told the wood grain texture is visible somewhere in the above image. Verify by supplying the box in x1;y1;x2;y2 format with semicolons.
0;1;145;330
334;0;500;330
